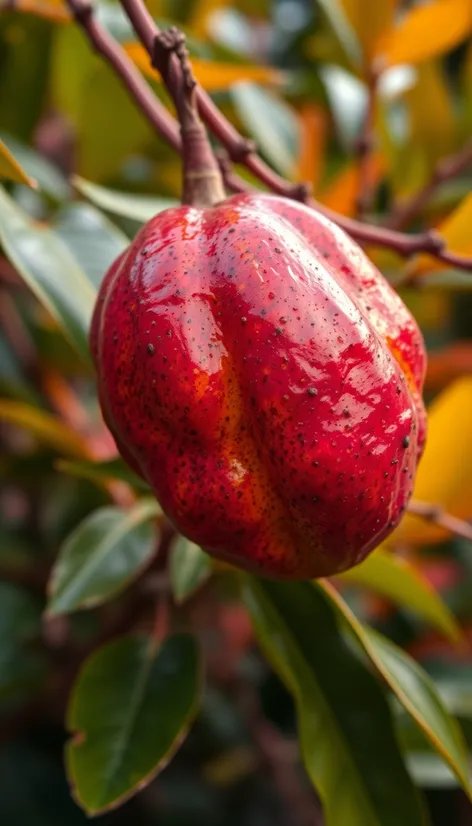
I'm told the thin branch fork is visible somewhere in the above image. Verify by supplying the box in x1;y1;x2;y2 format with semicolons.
65;0;472;272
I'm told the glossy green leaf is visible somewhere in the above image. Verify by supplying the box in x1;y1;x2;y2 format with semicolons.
0;132;70;201
322;582;472;799
73;176;177;224
57;457;151;492
242;577;425;826
47;499;161;616
396;703;468;790
0;137;36;188
53;203;129;289
337;548;461;642
66;633;201;815
170;535;212;604
406;752;460;789
0;583;45;698
231;82;299;178
0;185;95;362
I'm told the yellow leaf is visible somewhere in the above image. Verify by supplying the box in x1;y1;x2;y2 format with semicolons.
321;580;472;797
338;547;461;643
409;193;472;276
296;103;326;189
378;0;472;69
0;400;88;459
0;139;37;188
124;43;286;91
391;377;472;545
340;0;396;64
317;153;385;217
13;0;70;22
405;62;455;167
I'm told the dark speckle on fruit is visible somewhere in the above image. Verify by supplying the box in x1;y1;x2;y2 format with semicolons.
90;191;427;581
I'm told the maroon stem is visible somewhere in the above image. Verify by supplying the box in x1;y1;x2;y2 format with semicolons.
153;28;225;207
65;0;181;151
61;0;472;271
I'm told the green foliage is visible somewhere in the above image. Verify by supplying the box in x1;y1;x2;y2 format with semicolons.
47;500;161;615
169;535;212;604
66;633;201;814
243;578;426;826
0;1;472;824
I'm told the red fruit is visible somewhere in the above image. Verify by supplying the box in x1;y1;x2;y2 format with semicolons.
91;193;427;579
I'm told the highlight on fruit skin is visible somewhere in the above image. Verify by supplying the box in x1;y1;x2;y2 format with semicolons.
91;193;427;580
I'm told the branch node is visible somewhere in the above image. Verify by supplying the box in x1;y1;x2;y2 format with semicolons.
228;138;256;163
289;181;312;202
153;26;225;207
70;0;93;24
422;230;445;255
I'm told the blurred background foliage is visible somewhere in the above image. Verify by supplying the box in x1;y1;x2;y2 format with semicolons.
0;0;472;824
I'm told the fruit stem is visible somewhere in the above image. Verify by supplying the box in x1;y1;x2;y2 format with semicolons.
153;29;226;208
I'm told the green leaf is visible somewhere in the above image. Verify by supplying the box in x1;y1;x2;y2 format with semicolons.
0;132;71;201
231;82;299;178
0;583;45;698
337;547;462;642
0;185;95;363
321;582;472;799
169;535;212;604
66;633;201;815
57;457;151;492
53;203;129;289
406;752;461;789
73;176;177;224
47;500;161;616
0;137;36;188
242;577;425;826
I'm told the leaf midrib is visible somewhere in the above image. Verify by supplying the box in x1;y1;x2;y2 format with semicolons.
248;582;384;826
52;500;159;610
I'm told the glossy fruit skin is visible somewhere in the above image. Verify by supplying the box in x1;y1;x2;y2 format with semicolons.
91;193;427;580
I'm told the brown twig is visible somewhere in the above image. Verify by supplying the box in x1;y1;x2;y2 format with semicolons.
408;500;472;542
354;70;378;218
65;0;181;152
60;0;472;272
388;138;472;231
